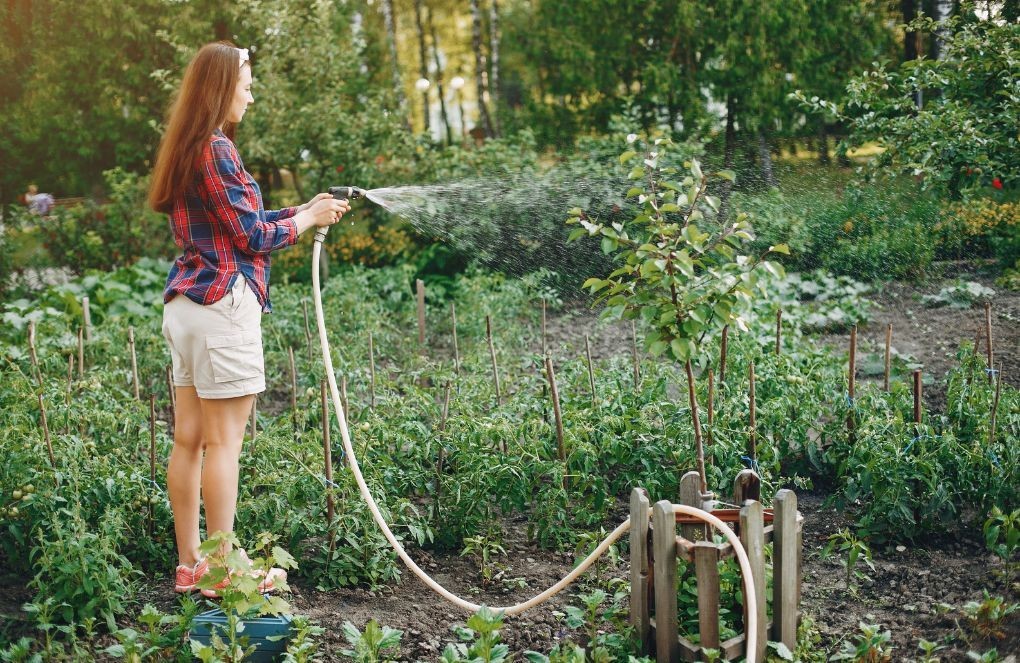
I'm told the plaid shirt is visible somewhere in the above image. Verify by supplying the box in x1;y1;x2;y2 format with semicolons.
163;129;298;313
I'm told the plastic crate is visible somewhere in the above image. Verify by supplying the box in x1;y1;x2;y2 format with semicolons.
189;608;293;662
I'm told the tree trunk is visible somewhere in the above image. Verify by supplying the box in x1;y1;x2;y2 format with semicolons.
413;0;431;134
758;128;777;189
382;0;408;117
427;4;453;146
469;0;495;138
817;124;831;165
902;0;918;62
488;0;501;136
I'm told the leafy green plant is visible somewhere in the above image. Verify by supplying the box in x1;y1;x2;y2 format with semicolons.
461;532;508;587
983;507;1019;580
960;591;1019;641
441;607;510;663
830;621;894;662
821;528;876;593
922;281;996;310
340;620;403;663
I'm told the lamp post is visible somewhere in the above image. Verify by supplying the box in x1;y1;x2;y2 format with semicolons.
450;76;466;140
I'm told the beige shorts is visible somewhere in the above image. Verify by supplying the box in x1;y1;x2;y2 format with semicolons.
162;275;266;399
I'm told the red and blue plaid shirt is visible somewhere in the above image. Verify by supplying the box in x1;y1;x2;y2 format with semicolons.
163;129;298;313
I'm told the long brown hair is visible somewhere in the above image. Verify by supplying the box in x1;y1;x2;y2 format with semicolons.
148;42;244;213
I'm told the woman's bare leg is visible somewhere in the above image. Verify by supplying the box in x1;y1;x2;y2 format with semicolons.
199;393;254;552
167;386;204;566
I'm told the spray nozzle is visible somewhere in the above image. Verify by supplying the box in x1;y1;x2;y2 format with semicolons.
328;186;366;201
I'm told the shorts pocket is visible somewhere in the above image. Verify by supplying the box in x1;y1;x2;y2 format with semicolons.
206;331;263;383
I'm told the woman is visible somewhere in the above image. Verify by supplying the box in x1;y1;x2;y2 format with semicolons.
148;41;350;596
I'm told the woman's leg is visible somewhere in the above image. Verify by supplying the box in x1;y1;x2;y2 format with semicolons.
199;393;255;551
167;386;204;566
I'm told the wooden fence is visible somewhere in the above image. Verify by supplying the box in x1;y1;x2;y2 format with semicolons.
630;472;803;662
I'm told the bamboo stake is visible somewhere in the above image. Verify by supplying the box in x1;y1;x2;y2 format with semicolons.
707;368;715;456
985;302;994;384
584;335;596;407
434;382;453;522
66;354;73;404
416;279;426;350
321;380;335;525
630;320;640;390
486;315;502;406
128;327;140;400
288;346;298;436
775;308;782;356
883;323;892;392
541;299;547;358
450;303;460;376
27;321;42;388
685;360;708;496
719;325;729;383
148;394;156;537
545;356;566;488
166;365;176;419
749;362;757;461
913;369;922;428
368;332;377;409
82;296;92;343
341;374;349;421
302;300;313;361
77;327;84;379
849;325;857;402
38;393;56;472
989;364;1002;446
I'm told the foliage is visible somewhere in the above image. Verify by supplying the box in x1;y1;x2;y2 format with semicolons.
821;528;875;593
983;507;1020;577
829;621;894;662
442;607;509;663
921;280;996;309
340;620;403;663
960;591;1019;642
935;199;1020;262
794;9;1020;198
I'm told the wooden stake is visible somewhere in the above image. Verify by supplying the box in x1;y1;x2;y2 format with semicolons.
749;362;757;461
165;365;176;418
249;397;257;441
321;380;335;525
849;325;857;402
288;347;298;436
707;368;715;454
416;279;426;350
630;320;640;390
913;369;922;427
450;303;460;376
77;327;84;379
775;308;782;355
989;364;1002;446
368;332;377;409
544;356;565;463
485;315;502;406
584;335;596;407
541;299;547;358
66;354;73;402
38;393;56;472
883;323;892;392
985;302;993;383
685;360;708;495
27;321;42;387
148;394;156;537
719;325;729;383
340;374;349;421
302;300;313;361
435;382;452;522
82;296;92;342
128;327;140;400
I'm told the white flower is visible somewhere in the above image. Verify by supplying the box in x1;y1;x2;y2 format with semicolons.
626;133;638;144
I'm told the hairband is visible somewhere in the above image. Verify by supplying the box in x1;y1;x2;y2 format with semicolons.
237;48;249;68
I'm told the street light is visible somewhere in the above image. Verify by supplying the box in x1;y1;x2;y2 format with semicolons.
450;76;466;139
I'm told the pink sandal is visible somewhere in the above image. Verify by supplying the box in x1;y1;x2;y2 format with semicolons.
174;558;210;593
199;550;287;598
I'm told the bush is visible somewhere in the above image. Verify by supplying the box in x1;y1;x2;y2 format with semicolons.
935;199;1020;262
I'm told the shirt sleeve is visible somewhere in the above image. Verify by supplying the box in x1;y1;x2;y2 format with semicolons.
265;206;298;224
200;139;298;255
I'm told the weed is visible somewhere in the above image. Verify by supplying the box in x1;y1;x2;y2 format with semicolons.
340;620;402;663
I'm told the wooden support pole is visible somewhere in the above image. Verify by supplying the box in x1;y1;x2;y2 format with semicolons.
985;302;994;383
368;332;377;408
450;303;460;376
848;325;857;401
629;488;651;651
695;541;721;651
989;364;1002;446
541;299;547;358
434;382;453;522
773;490;799;650
38;393;56;472
148;394;156;537
685;360;708;496
775;308;782;355
679;470;706;542
77;327;84;379
340;374;349;422
66;354;73;405
82;296;92;342
584;335;596;408
883;323;892;392
416;278;426;350
544;356;566;466
321;380;335;525
913;369;922;427
128;327;140;400
652;500;680;663
302;300;313;362
288;346;298;436
719;325;729;383
27;321;42;388
630;320;640;390
749;362;757;461
706;368;715;456
740;500;767;663
486;315;502;406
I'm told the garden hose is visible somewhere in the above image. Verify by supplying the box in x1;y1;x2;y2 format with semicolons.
310;227;759;661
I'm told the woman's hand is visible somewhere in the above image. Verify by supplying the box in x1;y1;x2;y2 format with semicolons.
297;192;332;213
293;194;352;235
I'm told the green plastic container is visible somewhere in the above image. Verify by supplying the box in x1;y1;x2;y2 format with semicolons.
189;608;293;662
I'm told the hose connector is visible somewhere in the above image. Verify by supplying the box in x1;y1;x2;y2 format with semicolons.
328;186;366;201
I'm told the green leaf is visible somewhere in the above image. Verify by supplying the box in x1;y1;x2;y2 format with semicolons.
601;237;617;254
626;186;642;198
769;243;791;255
716;169;736;182
618;150;637;164
567;228;586;242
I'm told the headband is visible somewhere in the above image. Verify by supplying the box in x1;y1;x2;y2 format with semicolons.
237;48;249;68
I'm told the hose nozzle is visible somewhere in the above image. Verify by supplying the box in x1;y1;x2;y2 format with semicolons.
329;186;366;201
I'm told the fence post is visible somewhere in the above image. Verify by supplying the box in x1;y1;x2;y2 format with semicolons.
678;470;705;542
694;541;720;650
733;469;761;505
740;500;767;662
652;500;679;663
629;488;651;651
773;489;799;649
